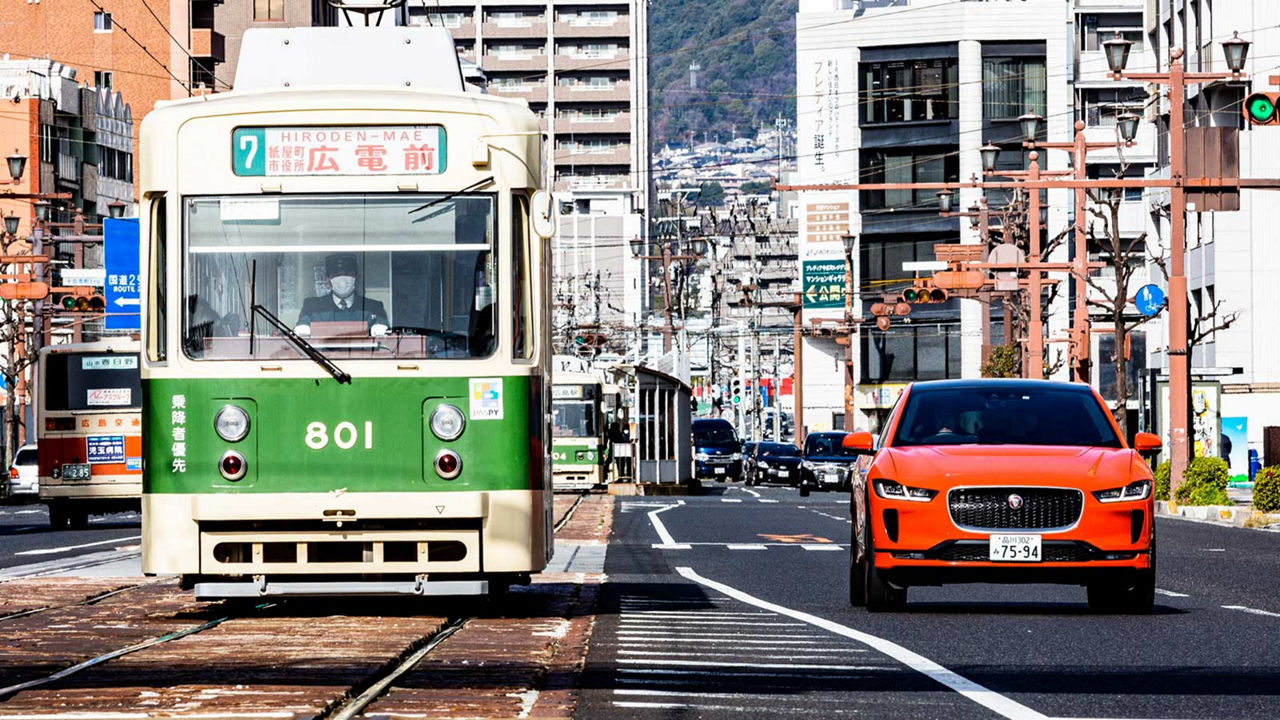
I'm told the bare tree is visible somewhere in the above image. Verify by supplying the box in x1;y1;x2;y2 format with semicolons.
0;296;35;470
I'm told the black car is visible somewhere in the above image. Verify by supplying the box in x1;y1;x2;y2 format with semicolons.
692;418;742;481
748;442;803;486
800;431;858;493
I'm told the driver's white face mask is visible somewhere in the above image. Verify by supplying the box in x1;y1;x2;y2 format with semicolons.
330;275;357;299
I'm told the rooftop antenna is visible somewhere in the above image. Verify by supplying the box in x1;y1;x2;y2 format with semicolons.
328;0;406;27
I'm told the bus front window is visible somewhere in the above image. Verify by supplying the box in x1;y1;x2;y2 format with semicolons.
182;194;496;360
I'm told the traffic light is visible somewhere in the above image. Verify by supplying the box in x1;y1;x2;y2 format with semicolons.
54;288;105;312
1244;92;1280;125
731;378;742;406
900;284;948;304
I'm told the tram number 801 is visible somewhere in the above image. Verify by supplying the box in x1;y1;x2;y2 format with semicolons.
305;421;374;450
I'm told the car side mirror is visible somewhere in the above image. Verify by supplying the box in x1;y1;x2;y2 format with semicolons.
1133;432;1162;455
843;431;876;455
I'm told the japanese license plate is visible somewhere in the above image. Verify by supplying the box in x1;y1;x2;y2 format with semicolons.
823;473;838;484
989;534;1041;562
714;467;725;475
62;463;92;481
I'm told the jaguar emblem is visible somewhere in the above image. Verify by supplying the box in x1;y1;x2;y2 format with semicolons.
1007;494;1024;510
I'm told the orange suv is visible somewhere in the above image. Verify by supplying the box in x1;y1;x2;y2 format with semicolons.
845;379;1160;613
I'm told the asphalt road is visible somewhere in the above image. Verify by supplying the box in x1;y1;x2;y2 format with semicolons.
577;481;1280;720
0;501;141;577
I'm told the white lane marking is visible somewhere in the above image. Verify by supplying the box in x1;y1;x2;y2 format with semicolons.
738;486;762;498
655;542;850;549
618;649;862;658
617;658;883;671
14;535;142;556
613;702;757;711
1155;589;1189;598
14;509;44;515
620;611;774;617
1203;548;1226;552
617;639;859;647
726;544;767;550
677;566;1051;720
620;620;804;627
721;498;743;503
647;503;691;550
617;632;828;640
618;668;873;679
758;498;779;504
1223;605;1280;618
802;544;842;551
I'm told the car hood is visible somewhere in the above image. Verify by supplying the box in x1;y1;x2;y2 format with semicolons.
805;455;855;464
696;444;738;454
760;456;802;465
882;445;1139;486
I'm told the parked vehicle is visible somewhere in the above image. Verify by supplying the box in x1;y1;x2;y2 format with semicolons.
740;441;758;479
845;379;1159;613
800;431;856;493
749;442;803;486
6;444;38;498
692;418;742;481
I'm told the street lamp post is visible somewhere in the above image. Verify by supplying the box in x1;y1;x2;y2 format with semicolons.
840;233;856;431
1103;32;1250;492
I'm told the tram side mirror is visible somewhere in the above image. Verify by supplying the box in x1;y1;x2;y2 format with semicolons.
530;190;556;239
843;431;876;455
1133;432;1162;456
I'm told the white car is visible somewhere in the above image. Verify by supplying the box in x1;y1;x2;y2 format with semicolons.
7;444;38;497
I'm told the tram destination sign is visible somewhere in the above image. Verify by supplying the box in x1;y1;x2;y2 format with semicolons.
232;125;447;177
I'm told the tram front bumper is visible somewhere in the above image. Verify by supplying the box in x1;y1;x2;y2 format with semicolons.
142;490;547;577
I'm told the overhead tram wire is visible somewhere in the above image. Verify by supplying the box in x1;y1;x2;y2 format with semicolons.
132;0;237;92
82;0;189;94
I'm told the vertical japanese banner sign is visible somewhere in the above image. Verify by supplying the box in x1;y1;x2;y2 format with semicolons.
104;218;141;331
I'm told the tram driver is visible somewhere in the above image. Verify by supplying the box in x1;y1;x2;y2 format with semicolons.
293;253;389;337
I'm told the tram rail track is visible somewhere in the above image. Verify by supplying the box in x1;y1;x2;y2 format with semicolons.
0;579;161;625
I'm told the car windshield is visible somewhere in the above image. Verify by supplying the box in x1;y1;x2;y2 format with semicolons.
694;426;736;444
893;385;1123;448
761;444;800;457
806;435;856;457
183;194;495;361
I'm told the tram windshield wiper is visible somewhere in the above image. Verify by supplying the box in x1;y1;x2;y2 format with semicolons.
250;304;352;384
407;177;494;217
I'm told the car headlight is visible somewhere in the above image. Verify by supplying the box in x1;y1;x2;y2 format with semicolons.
802;460;814;470
429;404;466;441
214;405;251;443
695;452;710;462
731;452;742;461
1093;480;1151;503
873;479;937;502
758;461;770;469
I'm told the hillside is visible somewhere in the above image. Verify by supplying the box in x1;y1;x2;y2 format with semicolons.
648;0;796;149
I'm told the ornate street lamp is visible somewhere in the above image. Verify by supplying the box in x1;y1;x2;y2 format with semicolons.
3;214;19;236
107;201;126;218
1117;112;1141;143
936;189;955;213
629;236;645;257
688;237;708;256
33;201;50;223
980;143;1001;174
1018;111;1044;144
1103;33;1133;74
6;149;27;183
1222;31;1250;74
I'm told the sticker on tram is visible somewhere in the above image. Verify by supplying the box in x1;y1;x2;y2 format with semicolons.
232;125;447;177
470;378;504;420
126;457;143;471
87;435;127;464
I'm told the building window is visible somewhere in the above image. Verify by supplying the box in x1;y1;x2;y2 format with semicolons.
93;11;113;32
859;150;958;210
1081;13;1144;53
861;324;963;383
93;71;113;89
860;59;959;124
983;57;1046;119
253;0;284;22
1081;87;1147;128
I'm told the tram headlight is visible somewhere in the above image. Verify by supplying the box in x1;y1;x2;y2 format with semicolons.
429;404;466;441
214;405;251;443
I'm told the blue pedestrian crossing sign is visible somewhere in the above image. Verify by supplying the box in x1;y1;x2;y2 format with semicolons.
104;218;141;331
1134;284;1165;317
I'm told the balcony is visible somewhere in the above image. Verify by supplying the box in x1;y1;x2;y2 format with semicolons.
553;175;631;192
555;114;632;134
447;20;477;40
490;84;549;104
553;50;629;71
554;145;631;166
191;28;226;63
481;53;549;72
553;17;629;38
554;81;631;103
484;20;548;39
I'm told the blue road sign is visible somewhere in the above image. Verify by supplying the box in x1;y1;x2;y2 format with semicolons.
104;218;140;331
1134;283;1166;317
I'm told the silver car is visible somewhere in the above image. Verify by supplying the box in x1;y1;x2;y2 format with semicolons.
6;444;38;497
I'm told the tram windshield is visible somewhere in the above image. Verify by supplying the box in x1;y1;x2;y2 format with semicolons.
553;400;597;438
182;194;496;360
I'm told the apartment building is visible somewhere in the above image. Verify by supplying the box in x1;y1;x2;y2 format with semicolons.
407;1;650;357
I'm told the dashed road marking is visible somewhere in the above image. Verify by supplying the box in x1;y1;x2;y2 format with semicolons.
726;544;767;550
1155;589;1189;598
801;544;842;551
1223;604;1280;618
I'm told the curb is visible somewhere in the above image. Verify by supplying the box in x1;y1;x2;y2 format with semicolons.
1154;500;1280;529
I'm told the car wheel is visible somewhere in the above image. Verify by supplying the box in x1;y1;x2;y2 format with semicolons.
67;504;90;530
849;511;866;607
799;483;810;497
47;501;69;530
1088;542;1156;615
865;521;907;612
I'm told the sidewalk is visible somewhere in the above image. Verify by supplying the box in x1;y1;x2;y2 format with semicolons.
1155;498;1280;530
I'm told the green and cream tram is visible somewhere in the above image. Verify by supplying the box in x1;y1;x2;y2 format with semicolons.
139;26;554;598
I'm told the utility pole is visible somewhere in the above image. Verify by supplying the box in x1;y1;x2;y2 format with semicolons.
792;292;804;446
773;335;781;441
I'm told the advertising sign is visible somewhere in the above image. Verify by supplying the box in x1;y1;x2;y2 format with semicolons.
802;259;847;309
233;126;447;177
1156;381;1221;460
87;435;126;464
